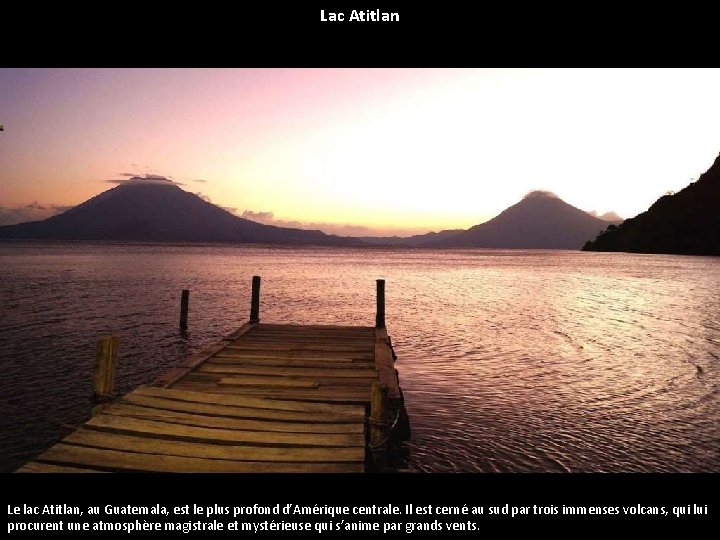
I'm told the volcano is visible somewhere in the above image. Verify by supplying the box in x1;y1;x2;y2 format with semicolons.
0;182;361;246
426;191;619;249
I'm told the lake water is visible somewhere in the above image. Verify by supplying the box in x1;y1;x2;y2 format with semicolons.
1;243;718;473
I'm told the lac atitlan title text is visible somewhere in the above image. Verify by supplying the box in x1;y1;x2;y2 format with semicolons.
320;10;400;22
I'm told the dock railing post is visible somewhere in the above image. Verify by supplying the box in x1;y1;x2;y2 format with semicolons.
93;336;119;407
375;279;385;328
180;289;190;331
249;275;261;323
370;382;389;471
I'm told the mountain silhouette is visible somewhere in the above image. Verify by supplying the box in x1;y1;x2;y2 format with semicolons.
0;182;362;246
583;152;720;256
426;191;619;249
359;229;464;247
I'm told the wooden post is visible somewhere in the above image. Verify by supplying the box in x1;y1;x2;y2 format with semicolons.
249;275;261;323
370;382;389;471
94;336;119;402
375;279;385;328
179;289;189;330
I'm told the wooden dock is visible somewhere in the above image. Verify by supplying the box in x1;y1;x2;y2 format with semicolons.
16;278;409;473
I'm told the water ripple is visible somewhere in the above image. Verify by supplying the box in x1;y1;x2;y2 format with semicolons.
0;243;718;472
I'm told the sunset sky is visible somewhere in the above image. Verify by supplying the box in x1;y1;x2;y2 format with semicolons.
1;68;719;235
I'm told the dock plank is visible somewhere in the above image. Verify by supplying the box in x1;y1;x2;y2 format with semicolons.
226;344;373;352
132;386;363;415
375;341;401;399
169;384;372;403
208;357;372;369
214;352;374;361
119;393;362;423
36;444;364;472
199;365;378;378
15;462;107;473
62;429;365;462
86;414;364;447
219;350;374;360
217;377;321;389
101;403;365;433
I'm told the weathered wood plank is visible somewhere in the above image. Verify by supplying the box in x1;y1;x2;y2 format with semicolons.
236;334;375;346
225;346;375;354
254;332;373;337
153;341;228;388
248;336;374;342
211;377;376;387
241;343;374;349
217;377;320;389
370;382;389;469
213;352;374;362
199;365;377;378
208;357;373;369
258;323;374;331
36;444;364;472
169;384;372;403
242;330;374;337
94;336;119;398
152;367;192;388
120;393;362;422
251;338;374;343
179;372;222;383
208;351;375;367
86;414;364;447
132;386;364;415
219;349;374;360
101;403;364;433
174;379;375;391
187;375;376;388
183;344;229;368
15;462;107;473
375;327;389;343
62;429;365;462
314;378;379;386
214;353;356;362
224;322;258;341
375;342;400;399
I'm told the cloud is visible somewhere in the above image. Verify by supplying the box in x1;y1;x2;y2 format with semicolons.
523;190;559;200
241;210;275;223
111;171;208;186
0;202;70;226
194;192;212;202
0;206;37;226
600;211;623;221
105;174;184;186
239;209;432;237
589;210;623;221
